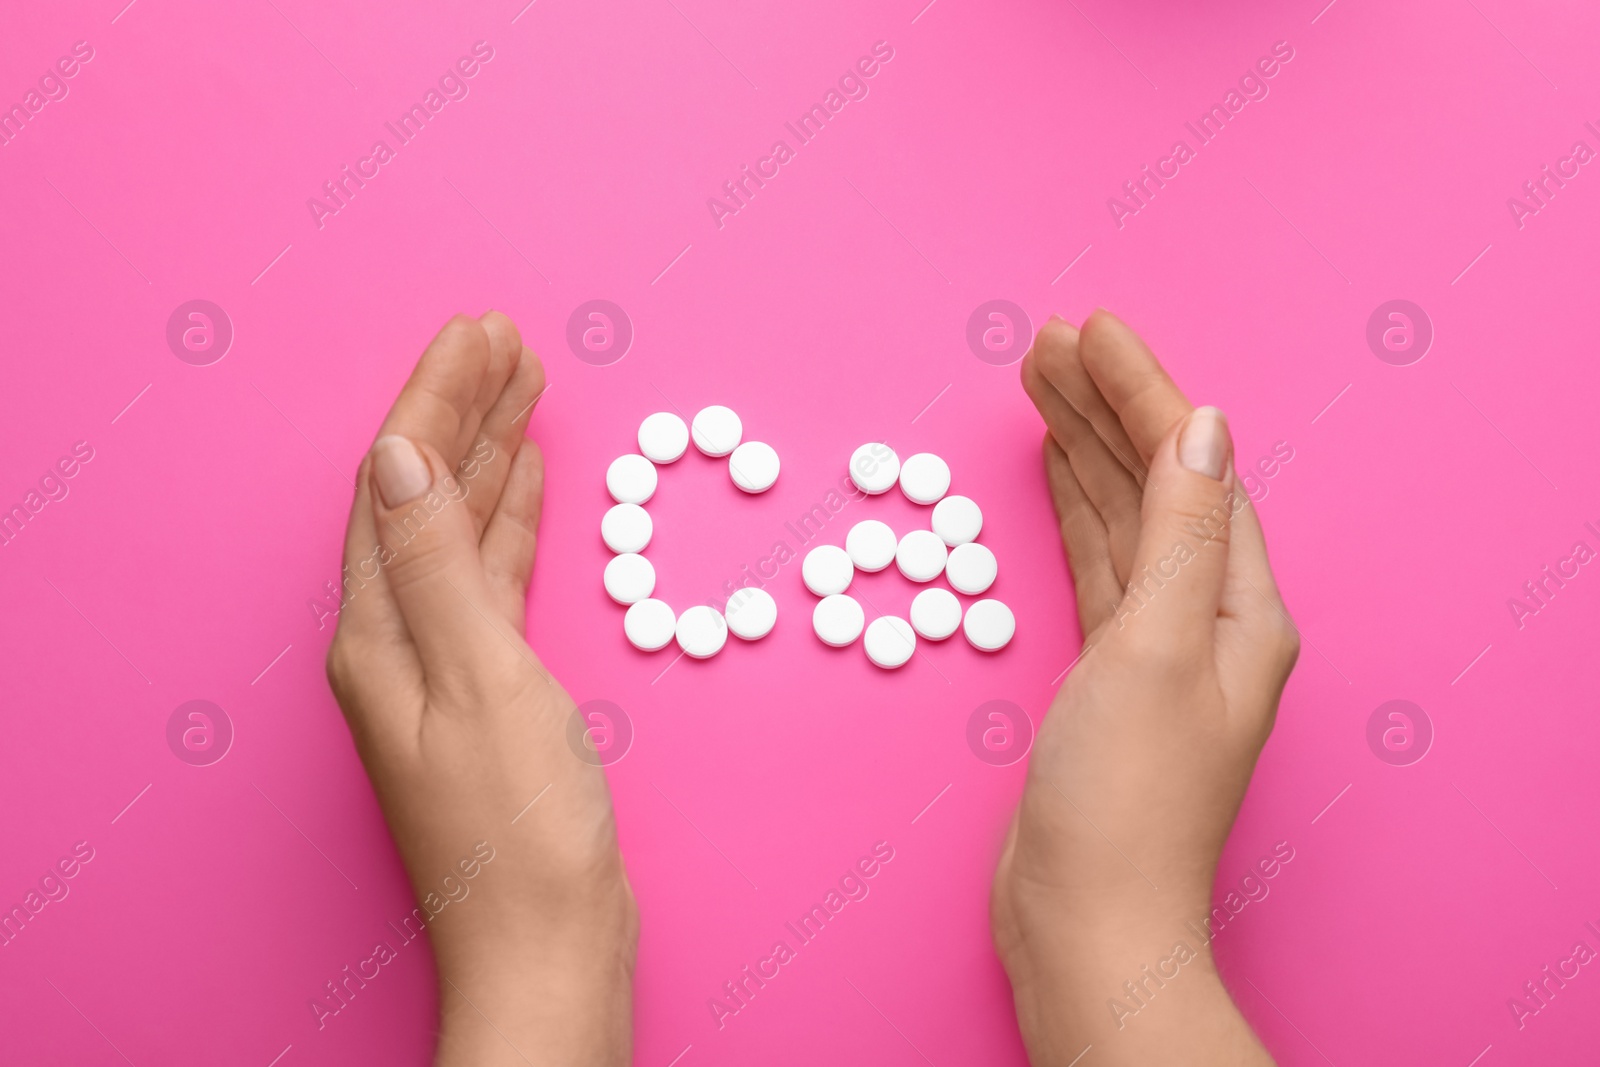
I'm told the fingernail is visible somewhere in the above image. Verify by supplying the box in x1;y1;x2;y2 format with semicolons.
1178;407;1230;480
372;436;432;507
1047;312;1064;323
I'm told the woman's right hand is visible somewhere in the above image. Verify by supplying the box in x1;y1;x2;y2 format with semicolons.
992;310;1298;1066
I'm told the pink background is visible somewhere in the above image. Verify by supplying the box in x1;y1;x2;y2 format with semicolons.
3;0;1599;1063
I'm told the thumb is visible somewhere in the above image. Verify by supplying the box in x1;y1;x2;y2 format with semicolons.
1113;407;1238;647
369;434;503;686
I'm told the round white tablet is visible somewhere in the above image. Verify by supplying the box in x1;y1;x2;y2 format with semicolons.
603;553;655;604
864;616;916;669
624;598;676;651
899;452;951;504
963;598;1016;651
600;503;652;553
637;412;689;463
812;594;865;647
845;520;897;572
691;405;743;457
606;454;658;505
676;605;728;658
802;544;854;596
848;443;900;495
729;441;780;493
725;587;777;640
931;495;983;545
910;587;962;641
946;542;998;595
895;529;949;583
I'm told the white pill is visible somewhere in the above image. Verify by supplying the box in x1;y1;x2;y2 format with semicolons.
864;616;917;669
813;594;865;647
802;544;854;595
895;529;949;583
624;598;677;651
899;452;951;504
676;605;728;658
946;542;998;595
726;587;777;640
638;412;689;463
691;405;743;457
606;454;658;505
932;495;983;545
963;598;1016;651
845;520;897;572
910;588;962;641
600;503;652;553
848;442;900;495
603;553;656;604
729;441;780;493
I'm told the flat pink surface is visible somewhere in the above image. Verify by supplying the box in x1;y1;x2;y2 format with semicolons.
4;1;1599;1064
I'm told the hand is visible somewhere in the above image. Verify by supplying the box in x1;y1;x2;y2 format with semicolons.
991;310;1299;1065
325;312;636;1067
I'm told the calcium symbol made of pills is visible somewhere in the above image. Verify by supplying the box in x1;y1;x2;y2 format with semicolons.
601;417;1015;668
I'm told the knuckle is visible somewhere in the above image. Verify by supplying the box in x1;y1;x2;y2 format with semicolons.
440;313;491;358
382;542;456;595
1019;347;1046;399
1274;616;1302;671
480;309;523;354
1033;318;1077;363
1110;613;1199;676
523;348;548;392
325;636;359;700
1161;495;1234;547
1078;307;1115;347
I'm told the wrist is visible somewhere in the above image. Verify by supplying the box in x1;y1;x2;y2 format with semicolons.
432;876;637;1067
995;869;1270;1067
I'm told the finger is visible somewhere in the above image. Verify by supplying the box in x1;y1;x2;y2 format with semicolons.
1216;482;1300;714
1225;489;1287;612
1022;325;1144;581
458;316;546;534
1042;434;1121;639
335;453;405;643
1115;407;1235;651
368;434;506;691
1078;309;1194;468
327;453;424;743
375;314;515;478
1033;315;1149;483
481;440;546;634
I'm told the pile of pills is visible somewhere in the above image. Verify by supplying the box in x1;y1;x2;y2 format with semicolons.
801;444;1015;669
602;406;780;658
